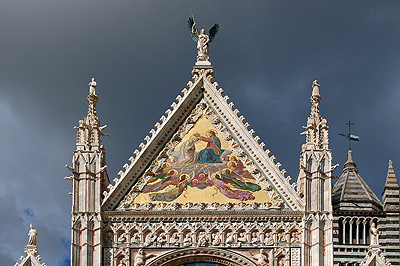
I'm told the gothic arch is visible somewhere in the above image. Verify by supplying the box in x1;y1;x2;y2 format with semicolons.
146;248;257;266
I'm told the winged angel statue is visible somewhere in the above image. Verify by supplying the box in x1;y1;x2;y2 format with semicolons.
188;18;219;63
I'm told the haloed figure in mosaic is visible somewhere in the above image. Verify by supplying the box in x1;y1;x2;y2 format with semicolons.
196;130;223;164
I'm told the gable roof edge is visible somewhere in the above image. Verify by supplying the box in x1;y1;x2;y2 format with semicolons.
102;75;207;210
201;78;304;211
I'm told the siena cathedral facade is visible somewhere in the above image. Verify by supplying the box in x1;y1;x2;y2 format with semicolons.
15;29;399;266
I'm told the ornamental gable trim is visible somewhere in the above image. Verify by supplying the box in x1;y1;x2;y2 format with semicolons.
102;66;303;212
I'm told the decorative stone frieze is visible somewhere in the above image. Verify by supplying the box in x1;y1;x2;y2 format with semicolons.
102;220;302;249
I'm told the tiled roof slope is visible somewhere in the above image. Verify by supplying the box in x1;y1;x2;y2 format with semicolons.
332;150;382;212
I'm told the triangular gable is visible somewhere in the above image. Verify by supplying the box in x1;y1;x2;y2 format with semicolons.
360;247;393;266
102;66;303;211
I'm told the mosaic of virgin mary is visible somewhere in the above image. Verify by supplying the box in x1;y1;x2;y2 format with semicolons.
135;124;263;203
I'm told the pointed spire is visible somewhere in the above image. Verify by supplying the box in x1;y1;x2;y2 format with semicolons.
384;160;399;188
382;160;399;211
332;150;382;211
301;80;329;150
75;78;108;151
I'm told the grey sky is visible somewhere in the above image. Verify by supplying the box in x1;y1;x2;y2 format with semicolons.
1;1;400;265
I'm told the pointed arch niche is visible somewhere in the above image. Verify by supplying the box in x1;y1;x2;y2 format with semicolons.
146;248;257;266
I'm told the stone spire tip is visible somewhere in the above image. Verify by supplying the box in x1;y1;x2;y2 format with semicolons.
312;80;320;97
347;149;353;162
386;159;398;184
344;149;357;168
310;80;321;107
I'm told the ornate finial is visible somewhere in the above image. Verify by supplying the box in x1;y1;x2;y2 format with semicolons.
300;80;329;150
88;77;97;96
312;80;320;96
389;160;393;168
188;17;219;65
310;80;321;107
347;149;353;162
75;78;109;151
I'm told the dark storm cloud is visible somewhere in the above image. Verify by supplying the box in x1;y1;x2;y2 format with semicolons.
1;1;400;265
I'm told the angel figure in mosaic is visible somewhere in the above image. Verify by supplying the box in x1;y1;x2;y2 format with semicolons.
211;173;256;201
148;173;192;202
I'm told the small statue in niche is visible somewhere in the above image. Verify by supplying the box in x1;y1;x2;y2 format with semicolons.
237;232;247;246
197;232;207;247
225;232;234;247
28;224;38;246
212;233;221;246
143;232;156;247
370;223;380;246
264;232;274;246
133;249;154;266
183;233;193;247
169;233;180;246
131;233;140;244
251;232;260;245
277;232;286;242
104;231;113;244
290;231;300;244
157;233;167;246
249;249;268;266
118;233;126;243
117;258;126;266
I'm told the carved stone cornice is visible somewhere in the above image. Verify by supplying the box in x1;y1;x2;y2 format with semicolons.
102;210;304;223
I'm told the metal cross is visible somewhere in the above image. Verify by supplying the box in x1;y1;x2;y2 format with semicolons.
346;121;354;150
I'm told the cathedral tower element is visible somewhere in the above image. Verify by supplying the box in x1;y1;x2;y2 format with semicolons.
66;78;110;266
297;80;334;266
